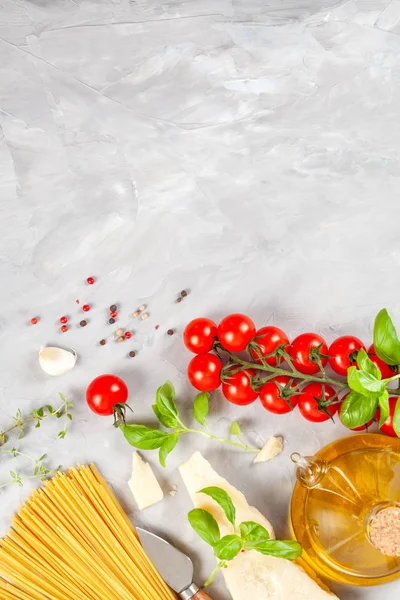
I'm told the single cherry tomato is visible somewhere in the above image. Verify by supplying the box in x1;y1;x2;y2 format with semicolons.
259;376;298;414
217;314;256;352
288;333;328;375
328;336;365;376
368;344;395;379
86;374;128;416
339;393;375;431
298;383;337;422
380;397;400;438
187;353;222;392
250;326;289;366
184;318;218;354
222;369;258;405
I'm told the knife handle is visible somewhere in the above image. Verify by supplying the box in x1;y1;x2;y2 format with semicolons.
191;590;213;600
180;584;213;600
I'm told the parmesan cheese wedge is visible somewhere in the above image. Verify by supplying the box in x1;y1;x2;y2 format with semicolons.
179;452;339;600
254;436;283;463
128;452;164;510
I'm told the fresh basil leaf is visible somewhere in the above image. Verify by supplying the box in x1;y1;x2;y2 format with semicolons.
213;534;242;560
152;404;177;428
347;366;385;396
240;521;270;542
250;540;302;560
230;421;241;436
374;309;400;366
159;433;180;467
340;391;378;429
188;509;220;546
156;381;179;422
120;424;170;449
193;393;209;427
393;398;400;437
357;349;381;380
378;390;390;428
198;487;236;526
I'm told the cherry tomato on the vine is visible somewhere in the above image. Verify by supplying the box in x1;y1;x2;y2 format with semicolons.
184;318;218;354
86;374;128;416
250;326;289;366
187;353;222;392
379;397;400;438
259;376;298;414
298;383;337;422
288;333;328;375
217;313;256;353
368;344;395;380
328;336;365;376
222;369;258;406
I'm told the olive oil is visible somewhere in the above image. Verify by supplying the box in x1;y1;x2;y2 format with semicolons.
290;434;400;586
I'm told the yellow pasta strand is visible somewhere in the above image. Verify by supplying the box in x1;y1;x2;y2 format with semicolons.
0;465;177;600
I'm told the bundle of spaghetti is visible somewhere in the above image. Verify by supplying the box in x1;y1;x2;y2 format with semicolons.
0;464;177;600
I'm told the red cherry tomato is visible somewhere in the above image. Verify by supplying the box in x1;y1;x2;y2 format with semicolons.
184;318;218;354
380;397;399;438
250;326;289;366
222;369;258;405
288;333;328;375
328;336;365;376
339;393;375;431
86;374;128;416
187;353;222;392
368;344;395;379
217;314;256;352
259;376;298;414
298;383;337;422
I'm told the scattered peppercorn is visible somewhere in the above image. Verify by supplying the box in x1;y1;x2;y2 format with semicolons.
80;320;87;327
110;304;117;312
30;317;38;325
110;311;118;318
117;336;124;343
100;339;106;346
82;304;90;312
167;329;174;336
76;299;80;304
133;311;140;318
61;325;68;333
181;290;188;297
60;316;68;324
87;277;95;285
115;328;123;336
109;318;116;324
155;325;160;330
129;351;136;358
141;313;149;320
176;297;182;303
139;304;146;311
124;331;132;339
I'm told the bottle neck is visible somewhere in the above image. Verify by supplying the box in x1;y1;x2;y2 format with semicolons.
291;452;327;489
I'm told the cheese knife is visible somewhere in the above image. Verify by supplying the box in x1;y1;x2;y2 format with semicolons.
136;527;213;600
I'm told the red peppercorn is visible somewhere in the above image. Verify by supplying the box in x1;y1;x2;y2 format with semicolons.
110;311;118;318
61;325;68;333
155;325;160;330
60;316;68;324
76;299;80;304
124;331;132;339
82;304;90;312
87;277;95;285
30;317;38;325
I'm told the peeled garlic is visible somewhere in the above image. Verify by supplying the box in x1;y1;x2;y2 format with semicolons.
253;436;283;463
38;346;77;376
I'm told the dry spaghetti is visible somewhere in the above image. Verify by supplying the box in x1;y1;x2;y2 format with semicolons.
0;465;177;600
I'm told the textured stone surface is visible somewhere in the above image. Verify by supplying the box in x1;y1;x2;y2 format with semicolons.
1;1;400;598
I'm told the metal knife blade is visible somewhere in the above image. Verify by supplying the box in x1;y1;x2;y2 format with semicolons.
136;527;194;594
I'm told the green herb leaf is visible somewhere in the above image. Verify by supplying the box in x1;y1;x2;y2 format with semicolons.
374;309;400;366
152;404;177;428
198;487;236;526
213;535;242;560
230;421;241;436
378;390;390;427
250;540;302;560
46;405;54;414
188;509;220;546
38;454;47;462
193;392;209;427
156;381;179;423
121;424;170;450
356;349;381;380
347;366;385;396
159;433;180;467
340;391;378;429
0;434;6;447
393;398;400;437
239;521;270;542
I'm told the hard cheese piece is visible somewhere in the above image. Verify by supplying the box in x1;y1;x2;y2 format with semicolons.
254;436;283;463
179;452;339;600
128;452;164;510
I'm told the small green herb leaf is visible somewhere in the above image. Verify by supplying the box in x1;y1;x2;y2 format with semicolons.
156;381;179;423
188;509;220;546
250;540;302;560
152;404;177;428
347;366;385;397
393;398;400;437
213;535;242;561
230;421;241;436
374;309;400;366
193;393;209;427
356;349;381;380
159;433;180;467
198;487;236;526
240;521;270;542
340;391;378;429
378;390;390;427
121;425;170;450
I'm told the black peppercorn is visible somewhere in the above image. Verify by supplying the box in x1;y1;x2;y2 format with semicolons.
129;351;136;357
109;317;115;324
176;297;182;303
180;290;188;297
167;329;174;336
100;339;106;346
80;320;87;327
110;304;117;312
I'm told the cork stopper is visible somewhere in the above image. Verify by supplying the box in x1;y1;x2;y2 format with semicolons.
369;507;400;557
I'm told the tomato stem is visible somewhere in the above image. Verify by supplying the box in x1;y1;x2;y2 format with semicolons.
181;426;260;453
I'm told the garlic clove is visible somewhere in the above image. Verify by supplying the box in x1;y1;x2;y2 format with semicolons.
38;346;77;376
253;436;283;463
